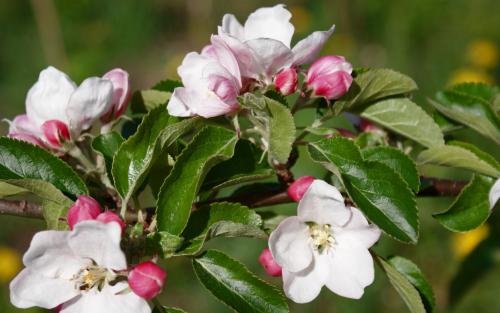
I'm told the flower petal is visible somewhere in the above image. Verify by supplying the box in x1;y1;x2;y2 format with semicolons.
243;4;294;48
10;268;79;309
269;216;312;273
66;77;113;133
297;180;351;226
69;221;126;270
207;35;242;87
335;207;381;249
8;114;41;136
167;87;195;117
324;243;375;299
282;253;330;303
245;38;293;82
26;66;76;127
221;14;245;41
292;25;335;65
217;31;262;79
61;282;150;313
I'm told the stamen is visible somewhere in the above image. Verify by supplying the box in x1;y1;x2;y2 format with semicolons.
73;264;115;291
308;223;335;253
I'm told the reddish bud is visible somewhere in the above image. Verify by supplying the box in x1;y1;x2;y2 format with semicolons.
335;128;356;139
101;68;131;122
41;120;70;148
274;67;298;96
67;196;102;230
360;118;381;133
96;211;126;234
306;56;353;100
258;248;282;277
128;261;166;300
287;176;315;202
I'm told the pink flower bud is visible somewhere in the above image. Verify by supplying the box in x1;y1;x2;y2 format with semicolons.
274;67;298;96
67;195;102;230
335;128;356;139
41;120;70;148
258;248;282;277
96;211;126;234
306;56;353;100
128;261;166;300
101;68;131;122
360;119;380;133
287;176;315;202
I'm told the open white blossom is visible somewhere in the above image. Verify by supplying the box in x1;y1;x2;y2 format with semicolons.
10;221;150;313
269;180;381;303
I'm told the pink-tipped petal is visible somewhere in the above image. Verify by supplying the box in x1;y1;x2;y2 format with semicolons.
258;248;282;277
128;261;166;300
41;120;70;148
274;67;298;96
287;176;315;202
96;211;126;234
67;196;102;230
101;68;131;122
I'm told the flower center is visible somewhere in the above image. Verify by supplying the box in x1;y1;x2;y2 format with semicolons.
74;264;115;292
308;223;335;253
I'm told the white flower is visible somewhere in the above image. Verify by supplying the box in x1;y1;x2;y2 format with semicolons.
218;4;335;83
10;221;150;313
489;178;500;209
269;180;381;303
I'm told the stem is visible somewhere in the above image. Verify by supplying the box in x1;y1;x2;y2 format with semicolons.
67;145;96;171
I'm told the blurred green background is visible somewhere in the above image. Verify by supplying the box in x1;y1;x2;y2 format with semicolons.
1;0;499;312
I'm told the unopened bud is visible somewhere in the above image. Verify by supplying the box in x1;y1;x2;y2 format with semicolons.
258;248;282;277
306;56;353;100
67;196;102;230
274;67;298;96
41;120;70;148
96;211;126;234
287;176;315;202
101;68;131;122
128;261;166;300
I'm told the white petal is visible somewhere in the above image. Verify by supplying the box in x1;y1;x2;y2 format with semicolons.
489;178;500;209
325;243;375;299
177;52;212;89
167;87;195;117
298;180;351;226
10;268;79;309
69;221;127;270
282;253;330;303
245;38;293;82
26;66;76;127
269;216;313;273
61;282;150;313
243;4;294;48
221;14;245;41
292;25;335;65
335;207;381;249
8;114;41;136
217;31;262;79
209;35;242;87
66;77;113;133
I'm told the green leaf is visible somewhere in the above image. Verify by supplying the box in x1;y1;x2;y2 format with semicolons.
193;250;288;313
450;82;499;103
156;126;238;236
1;179;73;230
240;94;295;164
449;235;500;306
92;132;124;183
417;144;500;178
146;231;184;259
153;307;187;313
430;90;500;144
361;98;445;148
376;255;426;313
388;256;435;312
363;146;420;192
0;137;88;198
335;68;418;113
309;137;418;243
433;175;495;232
178;202;265;256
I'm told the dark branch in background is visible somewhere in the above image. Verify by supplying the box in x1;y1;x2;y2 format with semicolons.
0;178;467;221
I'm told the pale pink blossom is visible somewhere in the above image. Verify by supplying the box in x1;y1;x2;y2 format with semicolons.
101;68;131;122
306;56;353;100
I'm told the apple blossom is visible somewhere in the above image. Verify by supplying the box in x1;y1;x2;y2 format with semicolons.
67;196;102;230
167;35;242;118
287;176;315;202
101;68;131;123
306;55;353;100
96;211;126;234
7;66;113;148
258;248;282;277
218;4;335;83
269;180;381;303
10;221;150;313
128;261;166;300
274;67;298;96
41;120;71;148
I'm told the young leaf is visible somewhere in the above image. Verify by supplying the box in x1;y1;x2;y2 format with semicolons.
335;68;418;113
193;250;289;313
156;126;238;236
146;231;184;259
240;94;295;164
429;91;500;144
0;137;88;198
361;98;445;148
417;144;500;178
376;255;426;313
388;256;435;312
450;82;499;103
433;175;495;232
363;146;420;192
178;202;265;256
92;132;124;183
309;137;418;243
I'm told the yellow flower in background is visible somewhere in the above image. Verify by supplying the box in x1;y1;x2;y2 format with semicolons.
452;224;490;259
0;246;22;283
467;40;498;69
448;68;494;86
289;5;311;34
